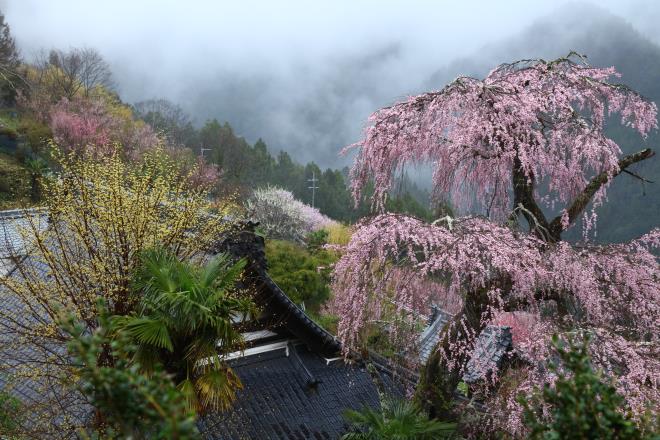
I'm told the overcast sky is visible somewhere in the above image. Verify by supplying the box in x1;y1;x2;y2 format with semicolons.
3;0;659;166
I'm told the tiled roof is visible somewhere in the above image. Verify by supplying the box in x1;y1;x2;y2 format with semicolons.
215;223;342;358
0;208;48;274
418;308;513;383
199;343;394;440
0;210;81;436
418;307;452;364
0;251;90;437
257;272;342;358
463;326;513;384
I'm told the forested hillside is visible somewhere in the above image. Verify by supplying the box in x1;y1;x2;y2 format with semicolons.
133;102;434;222
128;3;660;241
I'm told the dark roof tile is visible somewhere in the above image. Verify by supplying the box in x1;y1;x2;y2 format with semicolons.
199;344;392;439
419;311;513;383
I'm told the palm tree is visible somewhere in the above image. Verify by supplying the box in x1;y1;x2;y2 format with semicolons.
112;248;253;412
342;399;456;440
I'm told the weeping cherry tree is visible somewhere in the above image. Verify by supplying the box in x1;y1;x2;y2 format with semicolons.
331;54;659;435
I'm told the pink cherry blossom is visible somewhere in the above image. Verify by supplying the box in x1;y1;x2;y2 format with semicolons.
49;96;160;158
345;54;657;228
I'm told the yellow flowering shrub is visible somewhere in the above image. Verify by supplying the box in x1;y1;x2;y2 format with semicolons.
325;222;352;246
0;145;237;434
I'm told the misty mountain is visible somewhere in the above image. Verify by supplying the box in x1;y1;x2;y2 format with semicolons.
427;3;660;97
183;43;425;167
178;2;659;242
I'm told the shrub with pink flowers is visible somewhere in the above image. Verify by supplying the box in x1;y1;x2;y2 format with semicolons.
45;96;160;158
49;97;115;156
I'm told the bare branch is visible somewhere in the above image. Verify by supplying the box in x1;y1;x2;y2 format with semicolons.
622;168;654;183
549;148;655;238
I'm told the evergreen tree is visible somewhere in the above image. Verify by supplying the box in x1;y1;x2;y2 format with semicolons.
519;335;647;440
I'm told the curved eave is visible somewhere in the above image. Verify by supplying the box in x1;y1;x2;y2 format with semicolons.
251;266;342;358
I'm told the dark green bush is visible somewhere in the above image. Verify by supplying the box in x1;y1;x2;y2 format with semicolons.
519;334;648;440
265;239;336;312
17;117;51;156
61;303;200;439
308;311;339;334
0;384;22;437
305;229;329;253
342;398;456;440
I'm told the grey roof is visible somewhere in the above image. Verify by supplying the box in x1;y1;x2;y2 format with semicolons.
1;252;89;438
463;326;513;384
200;343;397;440
418;308;513;383
418;307;452;364
0;208;85;438
0;208;48;274
197;225;400;438
215;223;342;358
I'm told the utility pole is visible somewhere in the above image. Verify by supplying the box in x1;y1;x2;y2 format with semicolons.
200;147;211;159
308;171;319;208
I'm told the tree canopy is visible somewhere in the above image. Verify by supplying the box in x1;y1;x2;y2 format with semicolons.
332;54;659;436
346;53;656;240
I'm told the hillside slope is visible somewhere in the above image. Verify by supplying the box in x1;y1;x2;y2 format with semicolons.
0;151;32;210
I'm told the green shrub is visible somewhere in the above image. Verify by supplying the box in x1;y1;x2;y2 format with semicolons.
305;229;329;253
308;311;339;334
519;334;647;440
0;126;18;139
17;117;51;156
0;109;20;128
342;398;456;440
0;384;22;437
61;302;200;439
265;239;337;312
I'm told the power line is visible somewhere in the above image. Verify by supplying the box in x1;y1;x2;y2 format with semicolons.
308;171;319;208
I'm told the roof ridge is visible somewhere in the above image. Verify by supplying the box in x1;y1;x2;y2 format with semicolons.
259;270;342;355
0;207;48;219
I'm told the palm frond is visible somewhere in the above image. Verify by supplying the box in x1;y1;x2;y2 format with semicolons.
343;399;456;440
194;366;242;411
199;252;231;289
123;246;253;412
133;344;162;373
133;248;180;299
154;289;213;326
344;406;385;431
187;337;223;364
177;378;200;413
122;316;174;352
211;256;246;292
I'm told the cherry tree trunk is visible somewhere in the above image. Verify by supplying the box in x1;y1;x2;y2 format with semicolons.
416;284;493;418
